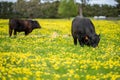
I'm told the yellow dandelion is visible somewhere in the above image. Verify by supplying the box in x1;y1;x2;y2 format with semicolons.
54;74;60;79
2;76;6;80
18;77;22;80
36;71;41;77
86;75;90;80
74;74;80;79
23;77;28;80
68;69;74;75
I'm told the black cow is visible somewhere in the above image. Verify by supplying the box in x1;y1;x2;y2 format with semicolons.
71;16;100;47
9;19;41;37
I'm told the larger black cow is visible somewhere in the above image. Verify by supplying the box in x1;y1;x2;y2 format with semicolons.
9;19;41;37
71;16;100;47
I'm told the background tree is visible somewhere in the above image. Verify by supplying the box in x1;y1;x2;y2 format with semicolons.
0;1;14;18
58;0;78;18
26;0;41;18
77;0;89;17
115;0;120;16
14;0;41;18
0;0;120;18
40;1;59;18
14;0;27;17
115;0;120;5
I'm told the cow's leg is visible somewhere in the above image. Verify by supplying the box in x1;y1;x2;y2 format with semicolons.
72;32;77;45
9;28;13;37
78;34;84;47
14;30;17;36
25;31;29;36
78;39;84;47
71;30;78;45
73;37;77;45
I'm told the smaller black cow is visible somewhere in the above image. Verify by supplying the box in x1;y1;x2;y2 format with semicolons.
9;19;41;37
71;16;100;47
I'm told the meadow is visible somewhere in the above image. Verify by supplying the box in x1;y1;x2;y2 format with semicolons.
0;19;120;80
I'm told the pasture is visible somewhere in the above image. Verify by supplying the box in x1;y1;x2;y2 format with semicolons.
0;19;120;80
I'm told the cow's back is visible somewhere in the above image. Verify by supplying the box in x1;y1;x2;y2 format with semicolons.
72;16;95;35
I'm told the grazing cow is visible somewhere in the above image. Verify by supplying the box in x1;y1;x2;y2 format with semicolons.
9;19;41;37
71;16;100;47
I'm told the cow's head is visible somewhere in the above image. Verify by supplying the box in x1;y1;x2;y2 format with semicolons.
90;34;100;47
84;34;100;47
31;20;41;29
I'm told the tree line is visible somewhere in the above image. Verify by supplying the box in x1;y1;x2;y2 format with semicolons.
0;0;120;19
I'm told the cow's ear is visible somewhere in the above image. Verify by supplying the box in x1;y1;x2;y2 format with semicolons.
85;35;89;40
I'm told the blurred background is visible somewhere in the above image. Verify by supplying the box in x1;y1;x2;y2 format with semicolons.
0;0;120;19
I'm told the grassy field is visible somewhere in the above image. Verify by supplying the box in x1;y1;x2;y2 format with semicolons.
0;19;120;80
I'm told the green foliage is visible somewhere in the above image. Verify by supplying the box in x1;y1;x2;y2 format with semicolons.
115;0;120;14
14;0;41;18
0;0;120;18
40;1;60;18
14;0;27;17
58;0;78;18
0;2;14;18
115;0;120;4
83;4;118;17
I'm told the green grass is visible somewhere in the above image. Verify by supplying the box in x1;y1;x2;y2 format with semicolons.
0;19;120;80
